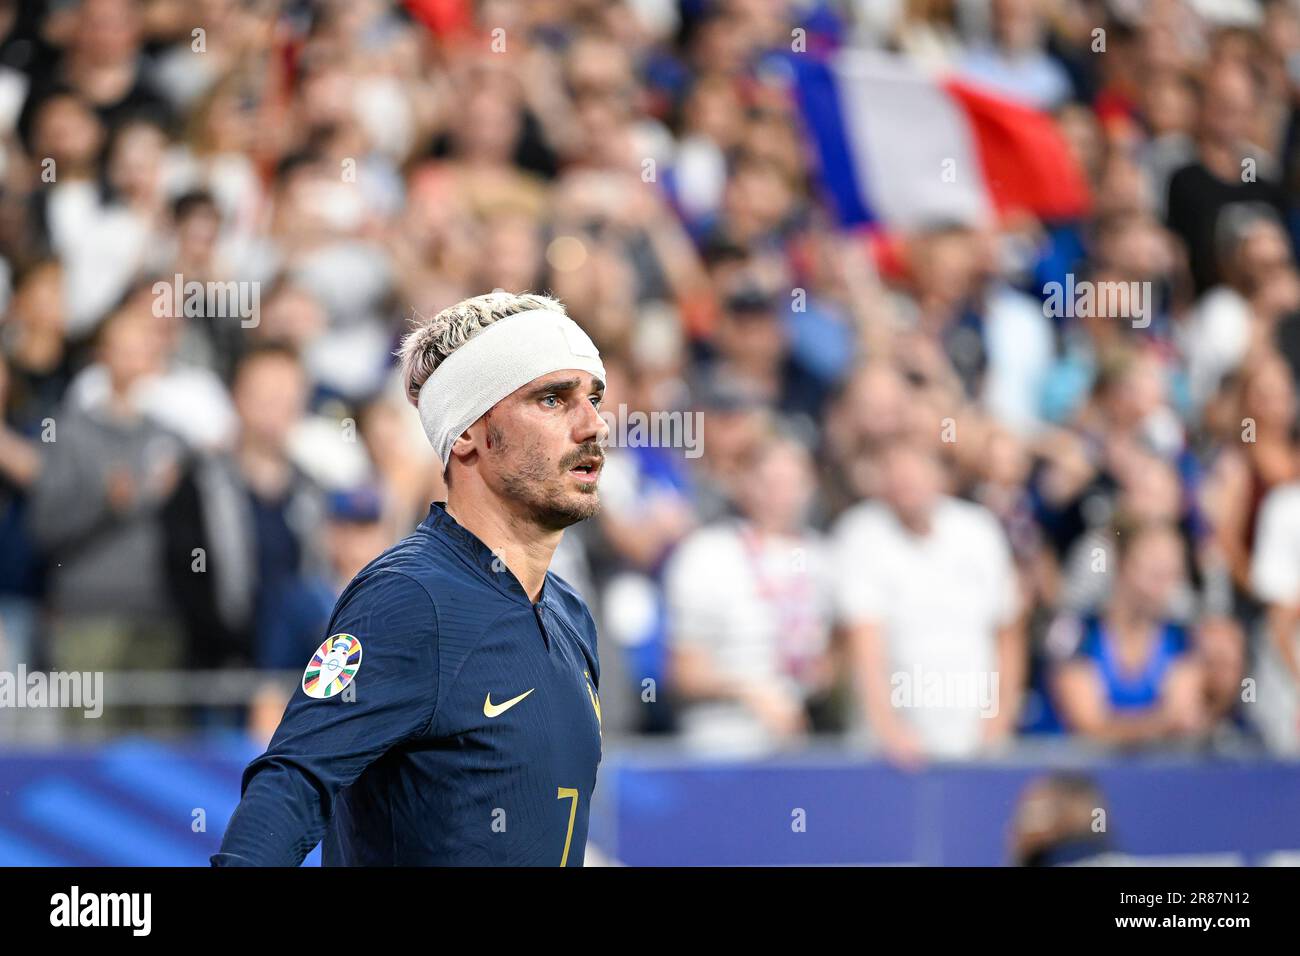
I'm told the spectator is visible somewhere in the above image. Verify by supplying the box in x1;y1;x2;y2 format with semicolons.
1057;450;1200;621
1248;479;1300;755
697;276;831;430
21;89;104;254
0;0;1295;758
0;352;42;672
1050;520;1207;750
20;0;172;136
1181;205;1300;411
154;188;248;381
1194;614;1257;750
666;430;834;755
832;437;1025;764
64;279;236;450
28;301;186;680
162;342;327;670
50;116;171;334
889;0;965;72
0;258;65;672
1009;772;1112;866
1165;61;1288;295
1202;351;1299;600
591;352;696;734
821;362;916;515
957;0;1073;110
895;224;1054;436
357;393;444;537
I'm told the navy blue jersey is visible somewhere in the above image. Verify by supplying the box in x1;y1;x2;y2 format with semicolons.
212;502;602;866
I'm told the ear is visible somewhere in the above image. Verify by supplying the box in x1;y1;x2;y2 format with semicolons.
449;428;476;464
448;417;485;465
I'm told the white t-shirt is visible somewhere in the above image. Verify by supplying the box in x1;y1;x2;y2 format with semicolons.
982;284;1055;437
1249;483;1300;753
664;521;834;756
1250;483;1300;605
831;496;1019;757
46;182;152;335
1180;285;1252;411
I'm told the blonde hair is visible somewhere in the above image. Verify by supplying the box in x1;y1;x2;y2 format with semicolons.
396;291;566;408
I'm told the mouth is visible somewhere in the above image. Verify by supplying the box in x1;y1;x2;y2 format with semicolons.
567;458;603;484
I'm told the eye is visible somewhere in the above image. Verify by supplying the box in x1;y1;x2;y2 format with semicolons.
541;394;560;408
589;395;602;408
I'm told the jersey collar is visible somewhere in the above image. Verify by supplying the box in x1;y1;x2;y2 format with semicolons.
419;501;552;609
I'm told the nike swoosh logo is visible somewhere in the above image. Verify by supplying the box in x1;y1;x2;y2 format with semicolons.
484;688;535;718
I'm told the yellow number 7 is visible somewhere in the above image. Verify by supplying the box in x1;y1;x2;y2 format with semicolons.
556;787;579;866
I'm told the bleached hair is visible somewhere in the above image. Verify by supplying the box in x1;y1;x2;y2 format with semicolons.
397;292;567;408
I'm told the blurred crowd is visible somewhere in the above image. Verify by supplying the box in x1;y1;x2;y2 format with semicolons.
2;0;1300;762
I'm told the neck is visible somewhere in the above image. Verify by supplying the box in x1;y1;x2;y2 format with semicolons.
725;356;780;391
1108;599;1155;639
107;388;136;420
746;516;795;539
896;507;933;537
1200;139;1243;180
445;490;561;604
237;436;291;497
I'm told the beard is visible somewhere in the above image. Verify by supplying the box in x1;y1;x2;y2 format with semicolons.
492;424;602;531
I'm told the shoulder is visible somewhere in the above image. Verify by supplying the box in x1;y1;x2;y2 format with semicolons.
667;523;743;571
831;500;893;541
1047;613;1099;663
1260;481;1300;519
1166;161;1202;191
331;549;440;647
938;497;1005;539
988;285;1052;330
336;565;435;615
349;524;473;606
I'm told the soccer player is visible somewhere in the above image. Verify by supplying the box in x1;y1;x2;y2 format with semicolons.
212;292;607;866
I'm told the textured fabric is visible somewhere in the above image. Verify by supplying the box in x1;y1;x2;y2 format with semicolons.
417;310;606;463
213;502;602;866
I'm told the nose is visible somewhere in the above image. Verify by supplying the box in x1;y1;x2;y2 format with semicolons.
573;395;609;448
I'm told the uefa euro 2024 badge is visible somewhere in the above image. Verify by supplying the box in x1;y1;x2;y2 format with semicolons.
302;634;363;699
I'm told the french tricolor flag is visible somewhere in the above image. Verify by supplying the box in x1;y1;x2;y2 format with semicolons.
779;51;1091;230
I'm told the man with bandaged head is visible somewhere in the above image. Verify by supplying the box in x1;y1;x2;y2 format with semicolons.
215;292;607;866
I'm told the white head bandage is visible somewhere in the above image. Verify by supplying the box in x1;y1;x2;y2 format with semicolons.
417;309;606;465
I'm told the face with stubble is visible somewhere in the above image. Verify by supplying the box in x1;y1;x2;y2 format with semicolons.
469;369;609;531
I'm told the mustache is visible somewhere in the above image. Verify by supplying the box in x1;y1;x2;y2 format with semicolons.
559;443;606;470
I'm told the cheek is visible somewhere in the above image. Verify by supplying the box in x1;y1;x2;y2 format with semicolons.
532;430;565;471
497;416;557;471
533;413;574;458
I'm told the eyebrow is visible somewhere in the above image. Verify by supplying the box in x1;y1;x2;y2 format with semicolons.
528;377;605;397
